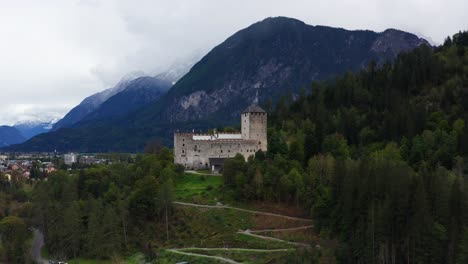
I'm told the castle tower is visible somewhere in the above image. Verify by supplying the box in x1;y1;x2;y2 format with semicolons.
241;103;267;152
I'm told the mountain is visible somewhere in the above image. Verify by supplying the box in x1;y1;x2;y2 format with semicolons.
14;119;59;140
152;18;429;123
78;76;171;123
155;49;206;84
51;71;145;131
51;52;199;132
0;126;26;147
5;17;430;152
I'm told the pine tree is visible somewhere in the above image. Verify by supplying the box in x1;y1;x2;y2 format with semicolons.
63;201;81;261
0;216;29;263
86;199;104;258
101;207;121;257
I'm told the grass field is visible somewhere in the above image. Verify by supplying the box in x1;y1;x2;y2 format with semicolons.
174;173;228;203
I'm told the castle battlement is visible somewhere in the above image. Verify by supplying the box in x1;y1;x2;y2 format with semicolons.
174;103;267;172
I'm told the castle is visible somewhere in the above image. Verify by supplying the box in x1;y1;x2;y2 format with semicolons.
174;103;267;171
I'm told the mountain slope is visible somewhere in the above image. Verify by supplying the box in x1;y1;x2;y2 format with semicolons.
155;49;205;84
52;72;145;130
6;17;429;152
79;77;170;123
0;126;26;147
150;17;429;123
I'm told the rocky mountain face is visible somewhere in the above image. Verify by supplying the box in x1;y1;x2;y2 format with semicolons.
5;17;429;152
0;126;26;147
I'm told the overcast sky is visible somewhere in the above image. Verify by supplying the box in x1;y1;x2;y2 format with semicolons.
0;0;466;125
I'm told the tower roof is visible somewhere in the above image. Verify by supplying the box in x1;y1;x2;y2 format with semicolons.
243;104;266;113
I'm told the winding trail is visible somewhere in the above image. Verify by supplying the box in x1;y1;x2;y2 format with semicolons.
173;201;313;222
185;170;222;176
170;201;314;263
166;249;241;264
174;248;295;252
247;225;314;233
237;230;310;247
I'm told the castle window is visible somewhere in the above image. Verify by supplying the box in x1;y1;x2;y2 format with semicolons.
182;144;185;146
182;150;185;153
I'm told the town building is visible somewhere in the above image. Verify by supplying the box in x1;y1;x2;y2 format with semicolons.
174;102;267;172
64;153;77;165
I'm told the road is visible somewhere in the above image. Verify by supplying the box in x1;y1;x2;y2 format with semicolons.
31;229;47;264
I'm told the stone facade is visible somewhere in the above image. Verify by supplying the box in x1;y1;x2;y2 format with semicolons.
174;104;267;170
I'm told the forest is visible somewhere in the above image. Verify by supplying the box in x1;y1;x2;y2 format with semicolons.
223;30;468;263
0;149;182;263
0;31;467;263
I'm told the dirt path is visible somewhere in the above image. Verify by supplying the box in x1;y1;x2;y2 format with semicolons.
185;170;222;176
175;248;295;252
168;248;295;264
173;201;313;222
237;230;310;248
170;201;314;263
166;249;241;264
247;225;314;233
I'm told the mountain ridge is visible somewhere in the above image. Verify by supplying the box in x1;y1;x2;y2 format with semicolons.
51;73;143;131
0;126;26;147
77;76;171;124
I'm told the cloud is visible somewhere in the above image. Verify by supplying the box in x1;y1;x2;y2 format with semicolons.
0;0;467;125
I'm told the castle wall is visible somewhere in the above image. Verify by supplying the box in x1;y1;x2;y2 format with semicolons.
175;104;267;170
174;133;260;169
